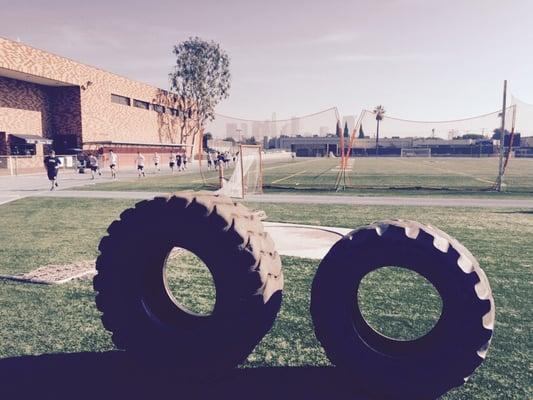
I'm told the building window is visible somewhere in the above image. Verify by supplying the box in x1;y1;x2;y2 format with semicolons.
133;99;150;110
152;104;165;113
111;94;131;106
9;143;36;156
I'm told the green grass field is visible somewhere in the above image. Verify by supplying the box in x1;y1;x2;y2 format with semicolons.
75;157;533;197
0;197;531;398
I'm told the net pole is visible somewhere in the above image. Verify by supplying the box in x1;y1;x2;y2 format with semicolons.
503;104;517;171
240;144;245;199
259;145;264;193
496;80;507;192
336;112;364;191
197;126;205;184
219;159;224;189
337;121;346;190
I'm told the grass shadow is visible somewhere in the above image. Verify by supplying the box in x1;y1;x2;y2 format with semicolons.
492;210;533;215
0;351;372;400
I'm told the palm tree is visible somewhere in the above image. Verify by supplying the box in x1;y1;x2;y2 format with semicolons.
373;105;386;155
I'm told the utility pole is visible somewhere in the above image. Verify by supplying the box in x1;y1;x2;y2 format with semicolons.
496;80;507;192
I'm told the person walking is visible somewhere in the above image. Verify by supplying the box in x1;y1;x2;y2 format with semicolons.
44;150;61;190
207;152;213;170
217;152;225;169
182;153;188;170
136;151;146;177
89;153;99;179
169;152;176;173
96;152;103;176
176;153;182;171
109;150;118;179
153;152;161;172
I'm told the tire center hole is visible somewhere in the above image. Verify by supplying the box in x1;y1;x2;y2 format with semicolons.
164;248;216;316
357;266;443;341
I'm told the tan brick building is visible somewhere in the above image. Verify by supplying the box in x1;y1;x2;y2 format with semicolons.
0;37;198;173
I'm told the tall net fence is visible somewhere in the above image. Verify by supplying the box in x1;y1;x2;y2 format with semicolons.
196;104;532;195
198;107;341;191
511;96;533;137
329;105;533;193
204;107;340;140
356;107;514;141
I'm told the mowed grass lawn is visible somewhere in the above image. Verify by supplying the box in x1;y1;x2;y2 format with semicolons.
74;157;533;197
0;197;531;399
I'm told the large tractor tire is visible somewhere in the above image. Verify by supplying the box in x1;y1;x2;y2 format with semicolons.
94;192;283;371
310;220;494;399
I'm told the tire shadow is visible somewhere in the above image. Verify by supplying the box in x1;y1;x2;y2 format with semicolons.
0;351;372;400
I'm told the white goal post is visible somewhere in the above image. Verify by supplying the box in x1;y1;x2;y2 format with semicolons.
216;144;263;198
400;148;432;158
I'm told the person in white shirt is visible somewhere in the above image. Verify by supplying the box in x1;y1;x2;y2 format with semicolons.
96;152;103;176
136;152;146;177
153;152;160;172
207;152;213;170
109;150;118;179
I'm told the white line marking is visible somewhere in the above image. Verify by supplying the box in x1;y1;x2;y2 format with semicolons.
271;170;308;184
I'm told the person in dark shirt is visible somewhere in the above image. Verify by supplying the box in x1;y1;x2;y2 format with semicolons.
217;152;225;166
44;150;61;190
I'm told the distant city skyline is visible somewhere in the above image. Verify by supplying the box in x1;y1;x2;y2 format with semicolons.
2;0;533;121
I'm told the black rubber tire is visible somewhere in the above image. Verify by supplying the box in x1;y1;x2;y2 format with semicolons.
310;220;495;399
93;192;283;371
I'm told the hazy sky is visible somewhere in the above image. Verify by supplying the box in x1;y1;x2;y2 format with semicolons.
2;0;533;120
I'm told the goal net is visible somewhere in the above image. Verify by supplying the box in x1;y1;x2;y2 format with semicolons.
216;144;262;198
400;148;431;157
511;95;533;137
204;107;340;141
333;105;526;193
198;107;340;191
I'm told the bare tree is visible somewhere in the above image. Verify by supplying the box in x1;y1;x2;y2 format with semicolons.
373;105;386;155
169;37;231;155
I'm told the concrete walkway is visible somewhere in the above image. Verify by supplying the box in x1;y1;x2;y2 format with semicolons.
0;167;197;205
28;189;533;208
263;222;350;259
2;166;532;209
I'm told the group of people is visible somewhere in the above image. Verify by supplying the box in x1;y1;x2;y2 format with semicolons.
44;149;192;189
122;151;190;177
167;151;188;173
206;151;236;170
45;150;106;191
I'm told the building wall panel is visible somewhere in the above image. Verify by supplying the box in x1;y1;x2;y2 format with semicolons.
0;37;197;156
0;76;47;135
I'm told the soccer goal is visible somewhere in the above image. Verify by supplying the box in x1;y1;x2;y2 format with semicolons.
400;148;432;158
217;144;263;198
